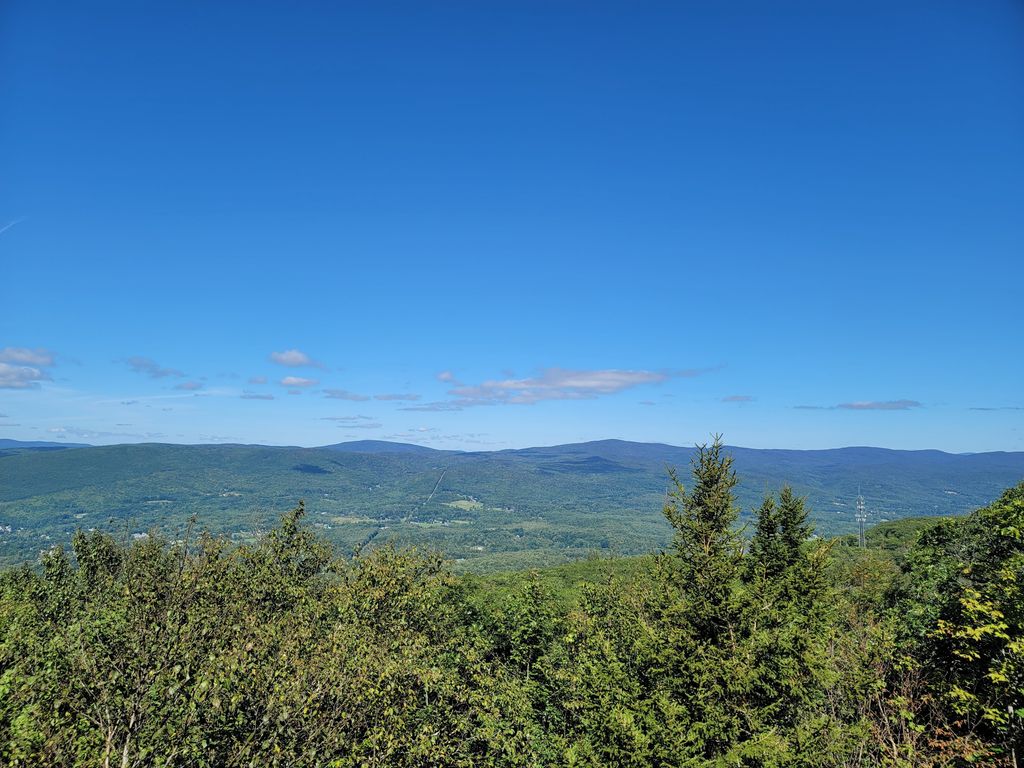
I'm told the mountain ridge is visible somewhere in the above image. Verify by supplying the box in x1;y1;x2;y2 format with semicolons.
3;436;1021;460
3;438;1023;570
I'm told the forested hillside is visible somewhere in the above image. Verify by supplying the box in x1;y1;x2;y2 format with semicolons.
1;440;1020;766
3;439;1022;570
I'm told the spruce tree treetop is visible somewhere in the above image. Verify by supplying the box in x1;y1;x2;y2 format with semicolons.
663;436;743;636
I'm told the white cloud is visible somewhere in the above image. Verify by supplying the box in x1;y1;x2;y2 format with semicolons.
248;375;268;384
125;356;184;378
241;392;275;400
400;401;473;412
0;347;54;366
269;349;323;368
280;376;318;388
323;388;370;401
796;399;923;411
449;368;671;405
48;425;165;440
323;416;383;429
0;362;51;389
374;393;421;401
175;381;203;391
0;347;57;389
401;366;718;411
381;430;495;446
837;400;922;411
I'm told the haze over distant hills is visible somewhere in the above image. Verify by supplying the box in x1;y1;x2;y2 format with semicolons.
0;439;91;451
320;440;452;455
2;438;1022;571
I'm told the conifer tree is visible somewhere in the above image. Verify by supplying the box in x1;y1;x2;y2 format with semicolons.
746;492;783;582
777;485;813;570
663;435;743;638
659;437;748;759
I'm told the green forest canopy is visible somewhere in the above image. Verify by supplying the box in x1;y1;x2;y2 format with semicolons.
1;439;1021;766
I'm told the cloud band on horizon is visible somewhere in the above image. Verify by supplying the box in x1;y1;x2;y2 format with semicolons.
796;399;923;411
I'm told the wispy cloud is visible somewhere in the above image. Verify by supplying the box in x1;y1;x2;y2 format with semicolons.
382;429;496;446
0;347;57;390
248;375;268;385
323;388;370;401
241;391;275;400
722;395;754;403
0;362;51;389
0;347;54;366
269;349;325;369
48;425;165;440
451;368;667;404
969;405;1024;411
0;218;25;237
409;367;705;410
436;370;461;385
280;376;318;388
796;399;923;411
374;393;421;401
838;400;922;411
323;415;382;429
125;356;185;379
399;401;469;412
174;381;203;391
401;367;704;412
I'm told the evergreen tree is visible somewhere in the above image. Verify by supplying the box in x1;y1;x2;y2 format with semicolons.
663;435;743;638
746;492;783;582
777;485;813;570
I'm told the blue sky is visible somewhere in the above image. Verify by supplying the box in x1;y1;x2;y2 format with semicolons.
1;1;1022;451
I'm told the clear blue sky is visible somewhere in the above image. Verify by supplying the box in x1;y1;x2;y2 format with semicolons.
2;1;1022;451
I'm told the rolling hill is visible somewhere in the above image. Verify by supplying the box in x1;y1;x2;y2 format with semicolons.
1;439;1022;571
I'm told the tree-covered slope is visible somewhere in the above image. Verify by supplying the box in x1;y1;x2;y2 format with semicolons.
3;446;1018;765
1;440;1022;570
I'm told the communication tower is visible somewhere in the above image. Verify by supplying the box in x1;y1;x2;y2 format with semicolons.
855;491;868;548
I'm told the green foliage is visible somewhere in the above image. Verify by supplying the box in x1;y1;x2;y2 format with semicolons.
892;482;1024;764
4;440;1021;570
664;437;743;628
0;504;544;766
0;446;1019;765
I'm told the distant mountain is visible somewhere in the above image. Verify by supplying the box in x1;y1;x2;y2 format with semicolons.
1;439;1022;571
319;440;450;455
0;439;91;451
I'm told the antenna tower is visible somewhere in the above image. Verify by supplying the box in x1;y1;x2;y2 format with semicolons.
855;490;868;548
